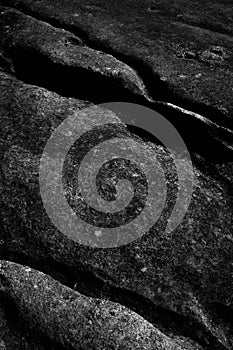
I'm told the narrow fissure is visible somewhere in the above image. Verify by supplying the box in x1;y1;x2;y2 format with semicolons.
2;2;233;132
6;44;233;164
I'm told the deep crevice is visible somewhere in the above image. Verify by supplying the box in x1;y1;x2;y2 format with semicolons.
7;44;233;164
11;47;141;105
0;6;232;164
2;2;233;132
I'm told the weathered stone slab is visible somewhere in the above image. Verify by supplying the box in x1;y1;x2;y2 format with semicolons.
0;2;233;348
0;5;232;160
0;71;233;349
0;260;203;349
0;6;149;102
1;0;233;130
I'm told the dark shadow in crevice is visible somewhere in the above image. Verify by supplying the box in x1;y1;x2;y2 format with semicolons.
11;47;143;105
4;2;233;132
191;153;233;196
0;294;67;350
210;302;233;329
10;46;233;164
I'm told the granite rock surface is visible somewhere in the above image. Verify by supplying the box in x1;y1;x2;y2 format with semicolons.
0;2;233;350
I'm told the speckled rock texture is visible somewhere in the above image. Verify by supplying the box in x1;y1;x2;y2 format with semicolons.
0;6;149;102
0;5;232;158
0;69;233;349
1;0;233;130
0;260;204;350
0;1;232;350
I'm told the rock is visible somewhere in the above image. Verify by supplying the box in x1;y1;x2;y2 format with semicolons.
0;2;233;349
0;260;202;349
0;5;232;160
0;302;44;349
0;4;232;162
1;0;233;130
0;6;149;103
0;71;233;349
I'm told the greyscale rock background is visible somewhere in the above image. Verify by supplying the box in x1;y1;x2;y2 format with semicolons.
0;1;233;349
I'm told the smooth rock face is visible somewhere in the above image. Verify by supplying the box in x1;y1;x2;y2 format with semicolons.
1;0;233;130
0;2;232;350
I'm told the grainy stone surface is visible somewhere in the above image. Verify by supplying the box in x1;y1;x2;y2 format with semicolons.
0;6;149;102
1;0;233;129
0;260;203;350
0;72;233;349
0;302;44;350
0;1;233;349
0;5;232;160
